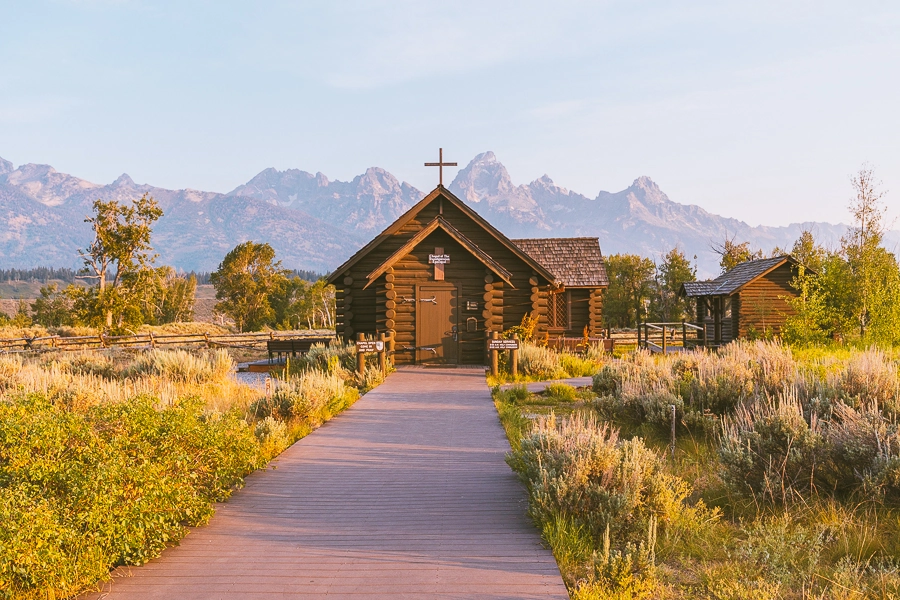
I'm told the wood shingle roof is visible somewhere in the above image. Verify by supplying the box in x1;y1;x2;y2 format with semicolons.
512;237;609;288
681;255;801;297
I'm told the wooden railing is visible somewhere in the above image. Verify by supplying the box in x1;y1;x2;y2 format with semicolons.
0;331;336;353
637;321;707;353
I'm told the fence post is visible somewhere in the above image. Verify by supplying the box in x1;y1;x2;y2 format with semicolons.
356;332;365;379
703;323;708;347
662;326;667;354
681;320;686;348
490;331;499;378
670;404;676;460
378;332;386;375
510;333;519;379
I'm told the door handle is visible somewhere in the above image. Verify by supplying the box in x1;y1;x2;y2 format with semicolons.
420;347;437;354
450;325;458;342
420;296;437;304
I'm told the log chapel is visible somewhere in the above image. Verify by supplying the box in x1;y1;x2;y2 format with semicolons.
327;184;609;365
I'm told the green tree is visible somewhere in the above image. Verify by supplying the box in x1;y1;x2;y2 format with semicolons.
651;246;696;322
78;194;163;331
712;236;764;273
841;166;889;338
269;276;336;330
30;284;75;327
783;263;830;346
210;242;288;331
133;267;197;325
790;230;826;273
270;276;311;329
159;272;197;324
305;278;336;329
603;254;656;328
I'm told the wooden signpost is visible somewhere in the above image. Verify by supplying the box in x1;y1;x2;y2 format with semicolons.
356;333;390;377
488;332;519;378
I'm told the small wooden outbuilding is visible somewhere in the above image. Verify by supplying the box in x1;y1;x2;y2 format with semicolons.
327;185;609;365
681;255;805;344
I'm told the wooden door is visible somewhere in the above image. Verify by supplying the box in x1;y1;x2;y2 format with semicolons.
415;284;458;365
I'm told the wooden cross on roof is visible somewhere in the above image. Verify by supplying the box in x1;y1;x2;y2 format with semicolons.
424;148;457;186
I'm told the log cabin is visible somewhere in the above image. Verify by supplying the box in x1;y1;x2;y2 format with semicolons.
327;185;609;365
680;255;806;344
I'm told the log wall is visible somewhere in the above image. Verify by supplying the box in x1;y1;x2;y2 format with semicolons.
737;263;797;338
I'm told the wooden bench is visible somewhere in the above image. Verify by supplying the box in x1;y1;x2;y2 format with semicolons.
267;337;334;361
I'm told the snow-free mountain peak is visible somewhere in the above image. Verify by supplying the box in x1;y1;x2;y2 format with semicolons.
228;165;421;234
112;173;135;187
3;163;100;207
0;156;13;176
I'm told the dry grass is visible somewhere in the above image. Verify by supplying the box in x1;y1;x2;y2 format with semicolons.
0;349;258;412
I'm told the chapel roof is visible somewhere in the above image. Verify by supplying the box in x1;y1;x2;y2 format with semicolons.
511;237;609;288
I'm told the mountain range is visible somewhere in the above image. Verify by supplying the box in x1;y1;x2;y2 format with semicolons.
0;152;893;278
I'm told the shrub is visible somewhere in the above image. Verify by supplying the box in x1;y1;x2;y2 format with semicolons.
517;343;568;379
270;369;359;426
254;416;290;459
290;340;357;374
736;514;824;586
508;412;712;548
687;351;755;415
545;382;577;402
559;353;600;377
496;384;530;404
593;364;622;396
719;390;824;503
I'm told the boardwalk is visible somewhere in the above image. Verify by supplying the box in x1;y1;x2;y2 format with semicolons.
88;368;568;600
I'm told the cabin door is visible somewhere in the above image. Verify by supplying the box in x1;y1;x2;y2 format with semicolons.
415;283;459;365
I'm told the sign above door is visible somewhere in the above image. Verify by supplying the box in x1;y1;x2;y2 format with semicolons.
428;254;450;264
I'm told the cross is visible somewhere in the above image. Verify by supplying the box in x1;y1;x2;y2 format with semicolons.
424;148;457;186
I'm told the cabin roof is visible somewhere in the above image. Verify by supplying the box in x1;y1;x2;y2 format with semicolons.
327;185;557;286
681;255;803;297
511;237;609;288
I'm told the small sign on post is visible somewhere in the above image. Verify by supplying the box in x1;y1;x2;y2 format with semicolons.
430;247;449;281
487;338;520;350
356;340;385;353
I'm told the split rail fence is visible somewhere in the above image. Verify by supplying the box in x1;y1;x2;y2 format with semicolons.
0;331;335;354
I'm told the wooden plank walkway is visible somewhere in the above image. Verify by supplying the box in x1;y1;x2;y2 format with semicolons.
86;367;568;600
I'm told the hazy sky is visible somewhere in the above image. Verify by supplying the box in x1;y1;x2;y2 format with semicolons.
1;1;898;226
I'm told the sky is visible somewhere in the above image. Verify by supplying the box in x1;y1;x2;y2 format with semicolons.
1;0;898;227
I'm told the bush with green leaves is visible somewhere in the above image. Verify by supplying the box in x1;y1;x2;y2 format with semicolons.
544;382;577;402
0;393;262;599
